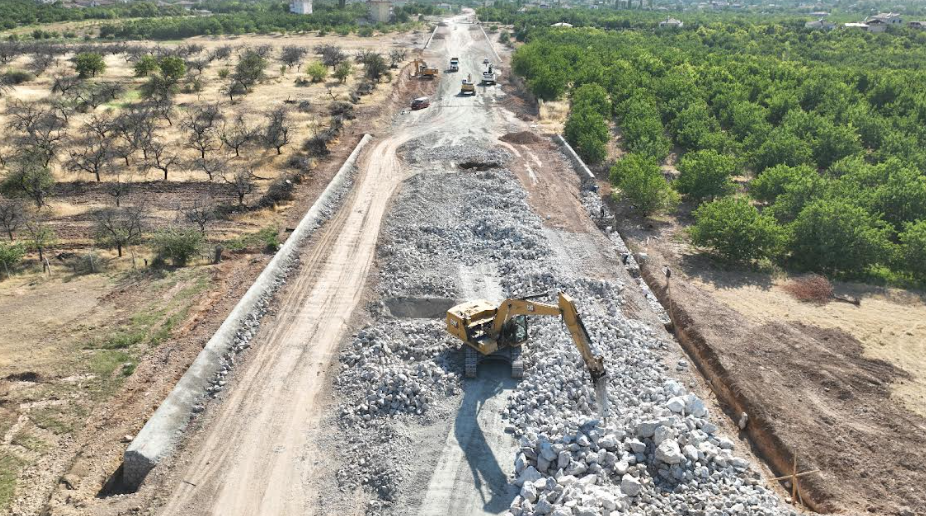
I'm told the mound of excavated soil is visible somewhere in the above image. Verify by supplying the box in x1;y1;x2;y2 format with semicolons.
499;131;542;145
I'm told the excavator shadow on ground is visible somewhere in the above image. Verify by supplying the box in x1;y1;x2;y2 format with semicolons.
454;359;519;514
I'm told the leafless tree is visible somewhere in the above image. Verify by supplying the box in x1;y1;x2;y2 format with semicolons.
66;135;114;182
93;205;145;257
220;114;256;157
144;139;180;181
51;74;81;95
182;196;216;235
210;45;232;62
149;95;175;126
28;51;57;76
253;44;274;59
316;45;347;68
113;106;157;163
104;165;133;207
183;104;223;160
6;101;68;166
0;197;24;241
224;167;255;206
192;156;227;182
262;106;292;155
281;45;308;69
84;113;114;140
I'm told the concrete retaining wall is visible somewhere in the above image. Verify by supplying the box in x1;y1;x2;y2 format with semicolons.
555;134;596;184
122;134;373;488
477;22;502;62
424;24;439;49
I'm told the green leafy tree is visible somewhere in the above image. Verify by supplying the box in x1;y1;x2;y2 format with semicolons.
690;197;784;262
74;52;105;78
753;128;813;173
306;61;328;83
610;153;679;216
234;50;266;91
898;221;926;281
133;55;159;77
159;56;186;84
1;154;55;208
751;164;816;204
564;109;608;164
0;240;24;279
24;219;56;264
768;173;831;223
788;199;892;275
675;150;736;203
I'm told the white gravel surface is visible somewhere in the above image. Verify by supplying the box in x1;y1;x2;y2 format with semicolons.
327;136;797;516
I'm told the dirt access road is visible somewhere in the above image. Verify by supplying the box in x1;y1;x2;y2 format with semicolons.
155;15;515;516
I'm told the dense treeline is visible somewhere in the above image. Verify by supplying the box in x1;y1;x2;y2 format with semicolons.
511;22;926;281
97;3;418;40
0;0;185;30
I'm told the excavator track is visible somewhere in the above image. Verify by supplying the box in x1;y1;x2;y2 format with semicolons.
464;345;479;378
510;346;523;379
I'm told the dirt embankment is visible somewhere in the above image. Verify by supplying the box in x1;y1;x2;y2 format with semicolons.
633;250;926;516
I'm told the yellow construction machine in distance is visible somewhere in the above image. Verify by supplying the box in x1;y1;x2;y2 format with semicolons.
412;59;439;79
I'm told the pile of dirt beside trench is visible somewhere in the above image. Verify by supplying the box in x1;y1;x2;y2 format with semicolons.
500;131;542;145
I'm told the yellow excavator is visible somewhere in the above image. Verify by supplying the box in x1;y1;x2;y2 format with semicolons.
412;59;439;80
445;292;609;413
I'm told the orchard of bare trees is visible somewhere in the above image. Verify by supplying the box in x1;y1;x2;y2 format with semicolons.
0;36;409;279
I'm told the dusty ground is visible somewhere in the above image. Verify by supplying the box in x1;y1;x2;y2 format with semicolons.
0;29;424;516
607;200;926;515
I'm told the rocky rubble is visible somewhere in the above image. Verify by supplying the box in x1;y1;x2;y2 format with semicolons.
329;137;794;516
336;322;460;427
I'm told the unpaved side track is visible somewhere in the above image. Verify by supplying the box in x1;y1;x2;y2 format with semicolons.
158;101;450;516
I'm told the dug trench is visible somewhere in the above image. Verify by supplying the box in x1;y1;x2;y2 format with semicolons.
631;250;926;515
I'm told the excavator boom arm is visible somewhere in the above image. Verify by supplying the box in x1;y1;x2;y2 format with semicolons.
491;293;606;381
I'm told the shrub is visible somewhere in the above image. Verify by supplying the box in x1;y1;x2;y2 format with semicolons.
675;150;736;203
0;241;25;278
149;228;203;267
788;199;892;275
690;197;785;263
334;61;352;83
611;154;679;216
262;175;295;206
306;61;328;82
781;274;834;304
2;70;33;85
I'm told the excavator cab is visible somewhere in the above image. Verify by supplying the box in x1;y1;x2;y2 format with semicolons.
499;315;528;346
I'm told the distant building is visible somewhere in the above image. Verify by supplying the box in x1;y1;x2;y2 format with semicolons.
865;19;888;32
805;18;835;30
659;17;684;29
909;21;926;29
369;0;391;23
290;0;313;14
551;22;573;27
865;12;902;25
808;11;829;16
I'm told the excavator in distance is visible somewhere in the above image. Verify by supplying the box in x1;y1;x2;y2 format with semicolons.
445;292;609;415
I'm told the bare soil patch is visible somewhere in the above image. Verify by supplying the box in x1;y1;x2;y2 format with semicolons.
610;204;926;516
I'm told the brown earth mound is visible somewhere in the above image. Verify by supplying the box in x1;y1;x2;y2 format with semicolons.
500;131;541;144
